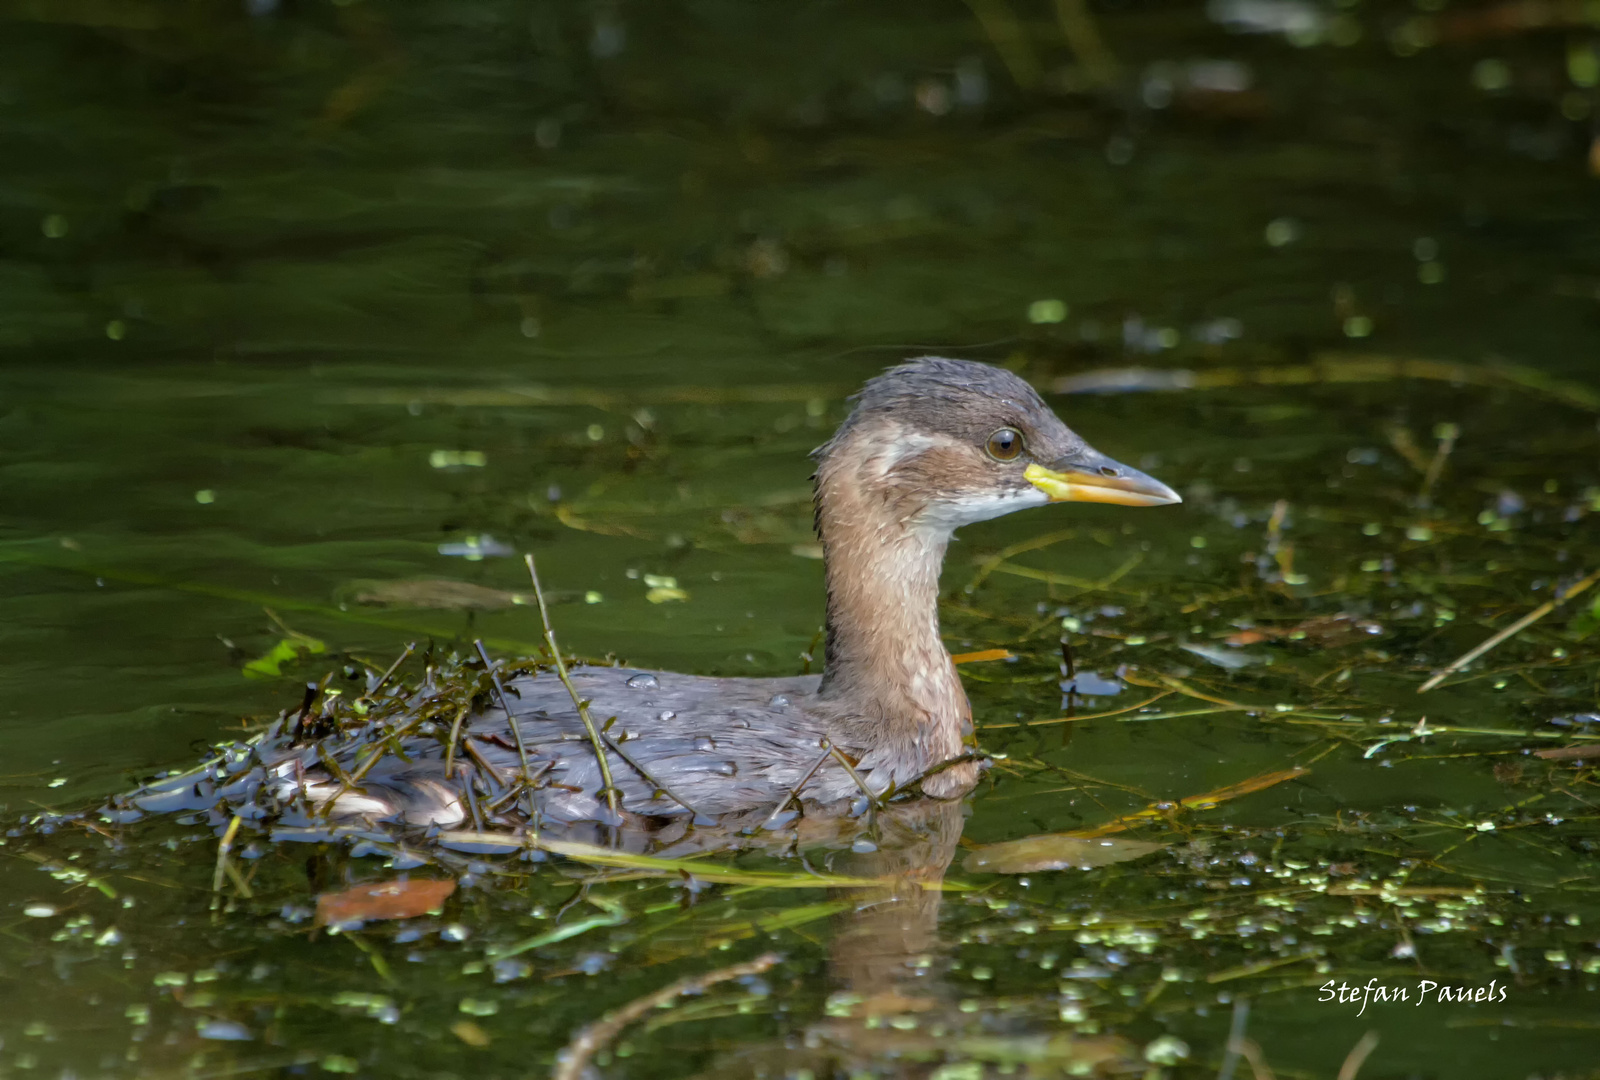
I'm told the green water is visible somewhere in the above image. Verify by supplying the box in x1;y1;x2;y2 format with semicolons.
5;1;1600;1076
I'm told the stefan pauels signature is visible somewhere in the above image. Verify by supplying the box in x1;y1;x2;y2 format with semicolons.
1318;978;1509;1016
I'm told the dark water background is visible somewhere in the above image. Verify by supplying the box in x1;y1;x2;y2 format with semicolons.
4;1;1600;1077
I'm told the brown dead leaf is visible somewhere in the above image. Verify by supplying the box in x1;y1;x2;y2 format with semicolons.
1438;0;1595;43
451;1020;491;1047
1225;614;1382;648
316;877;456;925
962;834;1168;874
1534;745;1598;762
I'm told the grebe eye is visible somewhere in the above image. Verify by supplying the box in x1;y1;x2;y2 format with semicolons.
986;427;1023;461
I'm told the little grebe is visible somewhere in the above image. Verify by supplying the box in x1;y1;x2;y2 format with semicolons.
131;357;1178;831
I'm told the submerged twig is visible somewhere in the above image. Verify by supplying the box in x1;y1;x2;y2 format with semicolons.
210;815;243;910
1049;353;1600;413
965;527;1078;593
1418;423;1458;505
982;690;1173;729
551;952;781;1080
1336;1032;1380;1080
961;0;1041;89
441;703;470;779
1053;0;1119;85
599;731;703;818
986;550;1144;596
369;641;415;697
761;743;834;829
525;554;621;819
1419;567;1600;692
823;739;884;810
1230;1038;1277;1080
1069;766;1309;839
1217;997;1250;1080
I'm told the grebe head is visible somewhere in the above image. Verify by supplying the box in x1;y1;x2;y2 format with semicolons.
814;356;1180;537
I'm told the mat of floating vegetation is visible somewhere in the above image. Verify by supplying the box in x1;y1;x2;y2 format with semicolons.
80;646;937;880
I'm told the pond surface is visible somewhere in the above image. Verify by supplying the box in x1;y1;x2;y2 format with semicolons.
4;2;1600;1077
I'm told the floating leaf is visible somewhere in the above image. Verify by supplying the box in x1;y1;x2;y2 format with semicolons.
315;878;456;925
346;578;526;610
242;635;326;679
428;450;486;468
451;1020;491;1047
963;834;1168;874
1180;641;1268;670
951;648;1013;665
1533;745;1596;762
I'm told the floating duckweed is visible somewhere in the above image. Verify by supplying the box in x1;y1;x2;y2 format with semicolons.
459;998;499;1016
22;903;57;918
194;489;216;505
1472;57;1512;91
428;450;487;468
1143;1035;1190;1064
197;1019;253;1041
825;991;861;1017
1027;299;1067;324
1264;217;1299;246
321;1055;360;1073
125;1005;149;1025
333;992;396;1020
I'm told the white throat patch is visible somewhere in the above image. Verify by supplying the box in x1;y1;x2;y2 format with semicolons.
916;486;1050;536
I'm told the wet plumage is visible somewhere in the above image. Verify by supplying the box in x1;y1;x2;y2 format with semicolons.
119;357;1179;837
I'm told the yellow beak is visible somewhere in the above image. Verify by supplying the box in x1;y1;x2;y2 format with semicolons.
1024;453;1182;508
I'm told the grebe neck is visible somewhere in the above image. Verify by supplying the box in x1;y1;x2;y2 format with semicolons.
813;446;972;786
